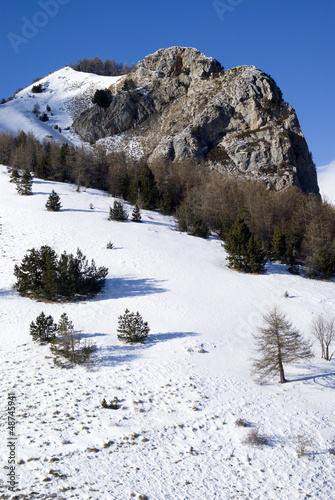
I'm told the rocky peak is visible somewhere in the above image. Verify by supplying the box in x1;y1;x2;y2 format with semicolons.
73;47;319;195
137;46;223;80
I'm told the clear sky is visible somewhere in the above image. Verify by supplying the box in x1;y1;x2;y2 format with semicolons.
1;0;334;169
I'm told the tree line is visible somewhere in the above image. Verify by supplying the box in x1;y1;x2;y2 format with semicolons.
1;130;334;279
68;57;135;76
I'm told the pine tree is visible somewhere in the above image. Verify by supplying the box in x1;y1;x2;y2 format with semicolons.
109;200;128;221
45;190;62;211
131;204;142;222
9;168;20;184
189;217;209;239
224;217;266;273
246;234;266;274
270;226;286;262
30;312;57;343
252;306;314;384
139;165;159;209
16;170;33;195
160;186;173;215
117;309;150;344
14;246;108;301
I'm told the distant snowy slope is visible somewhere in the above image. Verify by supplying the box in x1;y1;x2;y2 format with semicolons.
0;67;122;145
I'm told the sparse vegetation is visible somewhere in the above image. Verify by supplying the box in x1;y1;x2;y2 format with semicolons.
242;427;269;447
50;313;96;367
101;397;120;409
296;433;314;458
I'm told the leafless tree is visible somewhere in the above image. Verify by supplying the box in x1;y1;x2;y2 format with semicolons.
251;306;314;384
311;315;335;361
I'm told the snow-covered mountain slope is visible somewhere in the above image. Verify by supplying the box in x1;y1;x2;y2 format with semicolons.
0;164;334;499
0;67;122;146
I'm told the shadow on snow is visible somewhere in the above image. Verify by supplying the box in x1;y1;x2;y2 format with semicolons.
93;331;199;368
94;277;168;301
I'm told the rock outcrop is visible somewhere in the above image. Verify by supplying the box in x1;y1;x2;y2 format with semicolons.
73;46;319;194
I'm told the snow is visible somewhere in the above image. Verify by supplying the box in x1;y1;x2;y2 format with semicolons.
0;165;334;499
0;67;122;146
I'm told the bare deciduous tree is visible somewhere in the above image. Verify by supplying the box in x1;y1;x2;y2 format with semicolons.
251;306;314;384
311;315;335;361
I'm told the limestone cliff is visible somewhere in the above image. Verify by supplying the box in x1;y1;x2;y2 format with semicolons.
73;47;319;194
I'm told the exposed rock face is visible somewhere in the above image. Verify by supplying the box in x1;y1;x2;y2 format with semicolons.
73;47;319;194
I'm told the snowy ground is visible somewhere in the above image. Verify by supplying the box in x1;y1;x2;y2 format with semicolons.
0;164;334;499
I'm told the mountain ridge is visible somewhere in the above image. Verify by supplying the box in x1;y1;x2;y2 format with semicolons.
0;47;319;194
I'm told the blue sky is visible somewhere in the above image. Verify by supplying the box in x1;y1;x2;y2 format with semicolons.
1;0;334;169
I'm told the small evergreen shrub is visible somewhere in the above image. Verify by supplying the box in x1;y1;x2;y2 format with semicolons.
131;204;142;222
45;190;62;211
106;241;114;249
101;397;120;409
117;309;150;344
31;83;43;94
16;170;33;195
189;217;209;239
30;312;57;343
109;200;128;221
92;88;112;108
39;113;49;122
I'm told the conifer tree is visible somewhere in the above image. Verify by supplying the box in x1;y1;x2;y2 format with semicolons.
14;246;108;301
16;170;33;195
109;200;128;221
270;226;286;262
30;312;57;343
45;189;62;211
139;165;159;209
160;186;173;215
117;309;150;344
224;217;266;273
189;217;209;239
9;168;20;184
131;204;142;222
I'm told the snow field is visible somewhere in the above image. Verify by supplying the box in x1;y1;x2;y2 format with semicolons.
0;165;334;499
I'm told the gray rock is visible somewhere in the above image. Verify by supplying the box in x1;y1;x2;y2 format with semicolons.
73;47;319;194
